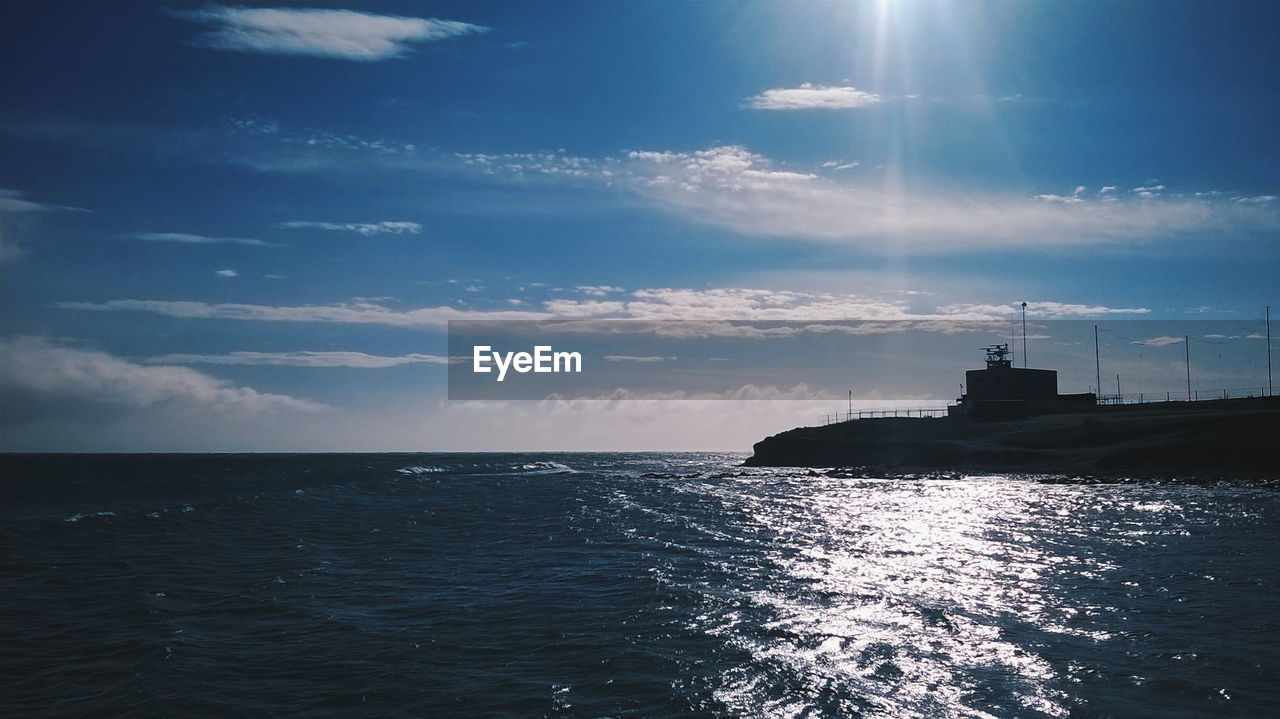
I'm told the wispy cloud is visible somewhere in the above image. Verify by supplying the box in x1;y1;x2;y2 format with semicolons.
0;188;88;214
545;288;914;321
1131;336;1185;347
29;115;1273;254
937;301;1151;319
56;288;1146;329
10;111;1278;255
822;160;861;171
54;299;553;328
278;220;422;236
0;336;321;415
127;231;282;247
146;351;452;368
214;269;238;277
0;234;19;264
169;5;487;61
545;384;842;401
576;285;625;296
747;84;883;111
1;189;89;264
603;355;676;363
623;146;1279;250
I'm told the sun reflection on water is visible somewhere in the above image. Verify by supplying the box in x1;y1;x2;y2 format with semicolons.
642;473;1233;718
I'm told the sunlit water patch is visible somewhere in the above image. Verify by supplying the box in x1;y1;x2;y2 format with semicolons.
1;453;1277;717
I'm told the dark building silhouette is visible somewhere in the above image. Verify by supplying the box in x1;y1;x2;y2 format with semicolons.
950;344;1096;418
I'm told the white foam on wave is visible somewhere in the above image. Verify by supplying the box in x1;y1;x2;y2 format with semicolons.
518;461;576;475
64;511;118;523
397;466;445;475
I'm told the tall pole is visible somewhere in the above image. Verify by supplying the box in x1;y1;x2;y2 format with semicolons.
1185;335;1192;400
1011;319;1016;366
1268;306;1273;397
1021;301;1028;368
848;389;852;421
1094;324;1101;396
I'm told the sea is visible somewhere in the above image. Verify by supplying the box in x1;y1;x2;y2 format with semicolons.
2;452;1278;718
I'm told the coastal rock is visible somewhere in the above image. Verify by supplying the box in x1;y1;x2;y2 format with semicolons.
745;398;1280;477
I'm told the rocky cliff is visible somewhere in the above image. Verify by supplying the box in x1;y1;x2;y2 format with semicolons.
745;398;1280;477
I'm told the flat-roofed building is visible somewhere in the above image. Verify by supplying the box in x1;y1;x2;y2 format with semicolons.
949;344;1095;418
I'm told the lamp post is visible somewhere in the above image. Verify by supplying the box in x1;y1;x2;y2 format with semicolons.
1185;335;1192;401
1094;325;1101;397
1021;301;1028;368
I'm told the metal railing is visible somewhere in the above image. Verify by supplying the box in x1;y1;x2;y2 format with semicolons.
822;407;949;425
822;387;1274;424
1096;387;1271;406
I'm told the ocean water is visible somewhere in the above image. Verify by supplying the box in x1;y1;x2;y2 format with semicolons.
2;453;1278;718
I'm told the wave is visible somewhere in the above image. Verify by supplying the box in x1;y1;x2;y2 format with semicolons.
396;466;446;475
517;461;577;475
63;511;117;523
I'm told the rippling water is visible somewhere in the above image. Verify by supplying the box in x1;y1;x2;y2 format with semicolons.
2;453;1278;717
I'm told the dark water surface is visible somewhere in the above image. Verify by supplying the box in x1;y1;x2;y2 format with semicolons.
2;453;1278;717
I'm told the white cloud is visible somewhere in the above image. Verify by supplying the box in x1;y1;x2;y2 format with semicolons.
15;114;1278;255
0;189;90;264
0;336;321;414
937;301;1151;319
54;299;555;328
50;287;991;338
566;287;915;321
453;150;598;179
170;5;487;61
0;188;88;214
543;384;843;401
603;355;676;363
0;232;20;264
1131;336;1185;347
205;120;1279;253
278;220;422;235
422;393;859;451
56;289;1156;331
622;146;1277;250
1043;185;1087;202
146;351;452;368
128;232;281;247
576;285;625;296
214;269;238;277
748;83;883;111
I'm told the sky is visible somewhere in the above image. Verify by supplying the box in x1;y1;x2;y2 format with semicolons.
1;1;1277;451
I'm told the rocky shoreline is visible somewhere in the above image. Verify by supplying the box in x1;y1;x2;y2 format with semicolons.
744;398;1280;478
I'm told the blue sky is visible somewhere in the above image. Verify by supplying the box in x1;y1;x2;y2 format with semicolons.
1;1;1277;451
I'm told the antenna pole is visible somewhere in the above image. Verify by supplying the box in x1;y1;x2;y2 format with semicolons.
1094;324;1101;398
1021;301;1028;368
1268;306;1273;397
1185;335;1192;400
